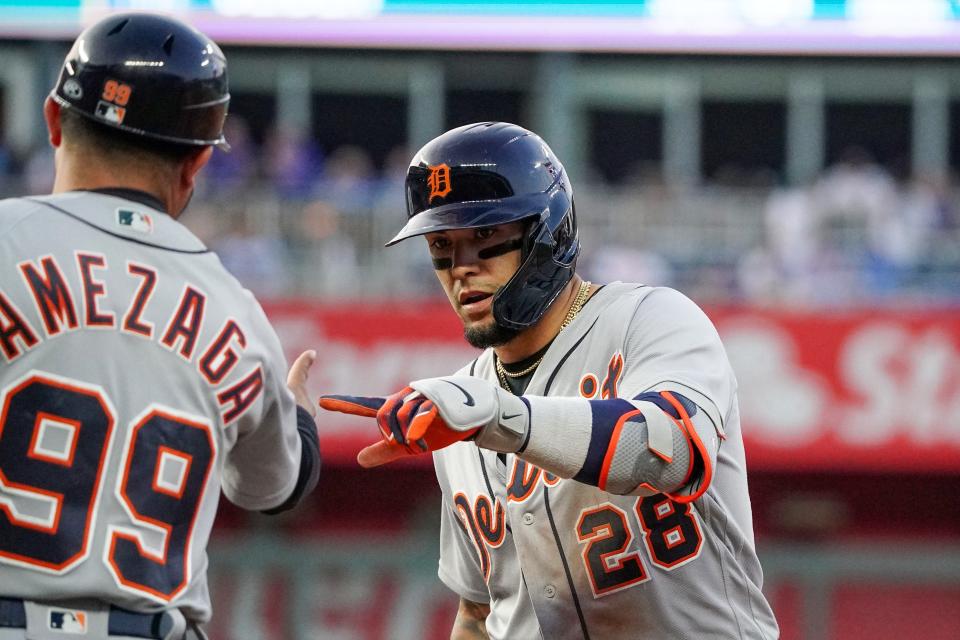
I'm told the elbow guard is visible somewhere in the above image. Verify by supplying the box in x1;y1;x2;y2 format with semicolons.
519;391;716;503
602;392;714;501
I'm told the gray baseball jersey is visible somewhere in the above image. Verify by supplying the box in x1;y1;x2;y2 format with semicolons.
0;192;302;622
435;283;779;639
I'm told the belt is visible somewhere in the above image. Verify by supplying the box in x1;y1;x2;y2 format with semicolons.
0;597;182;639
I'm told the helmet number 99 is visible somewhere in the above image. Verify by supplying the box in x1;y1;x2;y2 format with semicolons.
102;80;132;106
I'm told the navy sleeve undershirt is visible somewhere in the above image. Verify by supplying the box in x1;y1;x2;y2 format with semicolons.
261;406;321;515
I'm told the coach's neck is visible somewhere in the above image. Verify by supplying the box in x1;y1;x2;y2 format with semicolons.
44;97;212;219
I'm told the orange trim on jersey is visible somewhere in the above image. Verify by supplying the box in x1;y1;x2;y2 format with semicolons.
121;262;157;339
600;352;624;400
19;255;79;337
506;458;541;503
635;495;704;570
579;374;599;399
659;391;712;504
0;471;64;535
28;412;80;467
160;285;206;360
453;491;492;581
152;446;193;499
198;319;246;386
107;531;183;602
597;409;643;492
109;408;215;601
75;252;116;328
216;366;264;424
654;500;675;519
575;503;648;598
473;494;506;548
0;291;40;361
0;374;115;572
663;525;686;549
115;417;174;561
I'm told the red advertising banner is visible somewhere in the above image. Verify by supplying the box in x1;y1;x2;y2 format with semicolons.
264;300;960;473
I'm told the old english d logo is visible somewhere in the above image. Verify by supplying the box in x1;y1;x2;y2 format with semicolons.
427;163;452;201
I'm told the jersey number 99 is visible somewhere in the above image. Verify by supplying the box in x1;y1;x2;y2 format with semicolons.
0;372;214;602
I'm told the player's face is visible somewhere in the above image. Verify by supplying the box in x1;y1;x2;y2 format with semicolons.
426;222;525;348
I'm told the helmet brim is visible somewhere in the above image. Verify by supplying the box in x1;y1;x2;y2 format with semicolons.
52;93;231;152
386;193;549;246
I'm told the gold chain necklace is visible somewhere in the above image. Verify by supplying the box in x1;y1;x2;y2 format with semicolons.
495;280;592;389
498;355;545;380
560;279;592;330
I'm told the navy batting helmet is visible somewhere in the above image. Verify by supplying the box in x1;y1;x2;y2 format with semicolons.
389;122;579;330
51;12;229;150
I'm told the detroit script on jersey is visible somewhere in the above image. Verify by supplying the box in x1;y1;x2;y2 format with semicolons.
434;283;779;639
0;192;302;622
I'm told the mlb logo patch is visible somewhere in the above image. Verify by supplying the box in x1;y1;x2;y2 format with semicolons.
48;609;88;634
95;100;126;124
117;208;153;234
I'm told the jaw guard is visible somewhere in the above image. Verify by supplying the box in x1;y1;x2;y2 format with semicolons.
492;215;579;330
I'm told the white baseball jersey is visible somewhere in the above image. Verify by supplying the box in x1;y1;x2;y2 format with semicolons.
435;283;779;639
0;191;302;622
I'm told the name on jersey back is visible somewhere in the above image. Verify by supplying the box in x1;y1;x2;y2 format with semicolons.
0;253;264;426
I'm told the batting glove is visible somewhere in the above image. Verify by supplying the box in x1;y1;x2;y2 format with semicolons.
319;375;530;467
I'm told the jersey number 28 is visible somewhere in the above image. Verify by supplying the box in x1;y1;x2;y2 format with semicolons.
576;497;702;598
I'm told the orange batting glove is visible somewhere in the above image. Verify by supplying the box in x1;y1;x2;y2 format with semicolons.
319;384;481;467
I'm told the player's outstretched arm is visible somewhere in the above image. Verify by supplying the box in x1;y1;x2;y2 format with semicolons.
450;598;490;640
319;375;719;502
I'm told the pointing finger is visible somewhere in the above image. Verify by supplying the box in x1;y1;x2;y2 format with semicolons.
319;394;385;418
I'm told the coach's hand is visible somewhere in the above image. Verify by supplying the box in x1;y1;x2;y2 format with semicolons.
287;350;318;417
319;376;530;467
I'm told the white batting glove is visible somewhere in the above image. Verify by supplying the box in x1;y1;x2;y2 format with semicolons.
408;376;531;453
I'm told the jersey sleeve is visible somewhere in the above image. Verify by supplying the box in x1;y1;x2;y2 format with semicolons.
434;454;491;604
219;293;302;511
620;287;733;439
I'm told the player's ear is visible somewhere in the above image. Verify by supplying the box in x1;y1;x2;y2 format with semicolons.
179;145;214;193
44;97;62;148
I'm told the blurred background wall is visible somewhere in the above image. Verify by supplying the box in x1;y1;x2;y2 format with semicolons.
0;1;958;638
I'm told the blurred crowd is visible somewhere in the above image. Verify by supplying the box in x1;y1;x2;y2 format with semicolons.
2;118;957;307
739;149;959;306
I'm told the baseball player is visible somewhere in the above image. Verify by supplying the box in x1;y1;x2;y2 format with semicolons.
321;123;779;638
0;13;321;640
